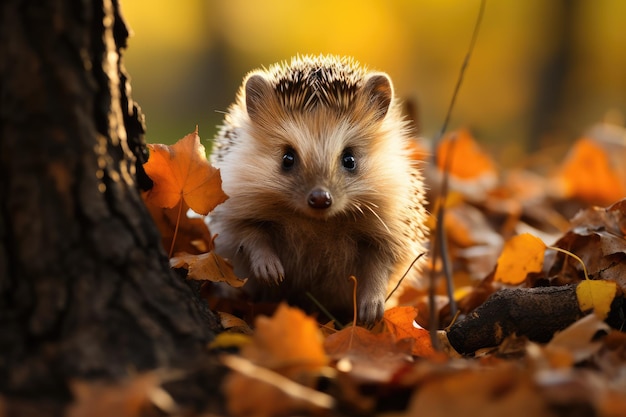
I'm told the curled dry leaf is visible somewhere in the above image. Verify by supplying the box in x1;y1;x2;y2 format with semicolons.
544;313;610;366
547;200;626;290
170;251;246;288
571;199;626;237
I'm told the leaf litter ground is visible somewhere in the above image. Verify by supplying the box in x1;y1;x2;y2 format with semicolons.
62;124;626;417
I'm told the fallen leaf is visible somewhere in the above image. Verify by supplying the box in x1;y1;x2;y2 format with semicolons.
570;199;626;239
495;233;546;285
67;373;175;417
547;201;626;290
383;306;436;358
170;251;246;287
436;128;497;180
434;129;498;200
143;196;213;255
241;303;328;383
209;333;252;351
408;364;551;417
219;311;254;333
576;280;618;320
143;128;228;215
553;136;626;205
445;202;503;249
222;355;333;417
324;325;413;383
544;313;610;366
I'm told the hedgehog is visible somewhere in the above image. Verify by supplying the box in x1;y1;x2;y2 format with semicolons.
210;55;428;325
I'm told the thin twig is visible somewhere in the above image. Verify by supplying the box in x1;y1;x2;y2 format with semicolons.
429;0;486;349
385;252;426;303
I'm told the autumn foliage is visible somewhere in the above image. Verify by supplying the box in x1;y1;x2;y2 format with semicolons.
131;124;626;416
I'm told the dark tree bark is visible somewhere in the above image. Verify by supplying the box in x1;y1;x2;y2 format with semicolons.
0;0;220;401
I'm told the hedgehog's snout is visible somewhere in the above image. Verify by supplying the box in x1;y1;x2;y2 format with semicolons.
307;188;332;209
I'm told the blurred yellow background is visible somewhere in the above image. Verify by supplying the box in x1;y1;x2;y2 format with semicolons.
122;0;626;164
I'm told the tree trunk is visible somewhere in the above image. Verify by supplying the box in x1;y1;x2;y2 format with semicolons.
0;0;219;400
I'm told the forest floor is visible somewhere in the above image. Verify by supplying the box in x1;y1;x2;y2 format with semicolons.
5;123;626;417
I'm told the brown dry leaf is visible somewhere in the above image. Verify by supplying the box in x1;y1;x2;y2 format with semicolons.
553;136;626;205
324;325;413;383
219;311;254;333
494;233;546;285
407;364;551;417
67;373;175;417
547;200;626;290
143;196;213;255
241;303;328;383
143;128;228;215
571;199;626;239
445;202;503;249
383;306;436;358
544;313;610;367
170;251;246;287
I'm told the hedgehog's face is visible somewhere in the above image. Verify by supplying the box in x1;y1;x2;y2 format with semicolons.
267;117;365;219
239;67;397;221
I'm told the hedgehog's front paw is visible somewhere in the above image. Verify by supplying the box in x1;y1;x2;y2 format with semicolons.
249;248;284;285
357;295;385;327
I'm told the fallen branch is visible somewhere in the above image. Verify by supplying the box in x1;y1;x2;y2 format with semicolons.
445;284;624;355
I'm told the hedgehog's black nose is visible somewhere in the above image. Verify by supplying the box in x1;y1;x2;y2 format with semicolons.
307;188;332;209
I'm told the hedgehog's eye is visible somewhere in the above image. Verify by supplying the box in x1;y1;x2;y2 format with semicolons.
282;148;296;170
341;149;356;171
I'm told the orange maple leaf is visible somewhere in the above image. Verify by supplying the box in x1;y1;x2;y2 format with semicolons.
143;128;228;215
383;306;436;358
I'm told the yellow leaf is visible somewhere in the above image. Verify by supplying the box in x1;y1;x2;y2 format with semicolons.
209;333;253;350
494;233;546;285
575;280;617;319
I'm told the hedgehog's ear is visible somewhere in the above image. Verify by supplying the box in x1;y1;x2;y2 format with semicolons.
244;73;273;121
363;73;393;121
